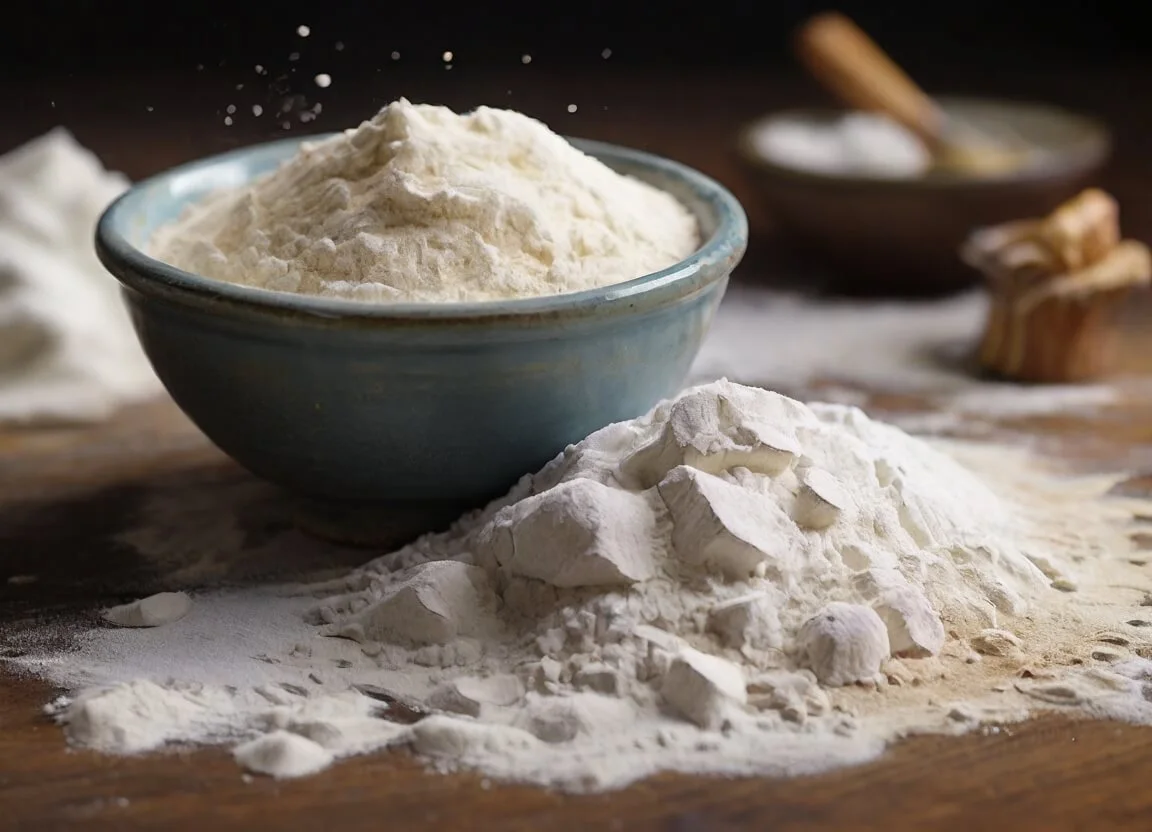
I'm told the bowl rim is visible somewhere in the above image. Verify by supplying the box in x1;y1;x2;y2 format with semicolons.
97;134;748;323
735;96;1112;190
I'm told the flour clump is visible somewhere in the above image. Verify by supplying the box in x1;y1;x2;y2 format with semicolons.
151;99;699;303
233;731;334;778
797;603;890;686
102;592;193;628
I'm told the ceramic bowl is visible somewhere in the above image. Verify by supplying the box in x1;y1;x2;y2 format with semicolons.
737;97;1110;295
96;135;747;522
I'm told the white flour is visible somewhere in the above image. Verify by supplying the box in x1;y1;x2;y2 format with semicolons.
694;286;1124;430
102;592;193;628
748;113;931;178
151;99;699;303
0;129;159;425
15;380;1152;789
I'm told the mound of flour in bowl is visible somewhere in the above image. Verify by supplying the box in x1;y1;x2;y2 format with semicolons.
150;98;700;303
29;380;1152;789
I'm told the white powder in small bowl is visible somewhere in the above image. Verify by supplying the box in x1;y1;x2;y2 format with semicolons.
749;112;931;178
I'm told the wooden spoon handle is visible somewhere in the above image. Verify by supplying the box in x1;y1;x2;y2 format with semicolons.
794;12;943;146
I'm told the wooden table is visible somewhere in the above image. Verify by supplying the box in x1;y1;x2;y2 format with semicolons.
5;67;1152;831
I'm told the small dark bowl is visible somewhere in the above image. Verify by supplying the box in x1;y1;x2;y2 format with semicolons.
95;135;747;529
737;98;1111;295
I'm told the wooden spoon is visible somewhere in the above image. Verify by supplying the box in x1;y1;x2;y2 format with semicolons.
794;12;1025;175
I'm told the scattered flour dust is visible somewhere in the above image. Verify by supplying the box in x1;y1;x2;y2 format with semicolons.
15;380;1152;790
0;129;159;425
150;98;700;304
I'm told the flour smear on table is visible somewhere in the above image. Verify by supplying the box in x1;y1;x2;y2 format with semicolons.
695;286;1128;433
13;380;1152;790
0;129;158;425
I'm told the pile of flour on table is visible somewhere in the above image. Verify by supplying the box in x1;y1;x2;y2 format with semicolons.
150;98;699;303
0;129;158;424
20;379;1152;789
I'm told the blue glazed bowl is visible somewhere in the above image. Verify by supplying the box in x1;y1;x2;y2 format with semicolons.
96;135;747;513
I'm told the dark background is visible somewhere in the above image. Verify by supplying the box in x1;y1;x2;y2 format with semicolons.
0;0;1146;226
2;0;1144;77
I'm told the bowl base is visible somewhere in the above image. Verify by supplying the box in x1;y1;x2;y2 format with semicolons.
293;497;477;549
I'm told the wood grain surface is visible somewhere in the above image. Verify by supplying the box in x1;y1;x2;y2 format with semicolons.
4;67;1152;831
